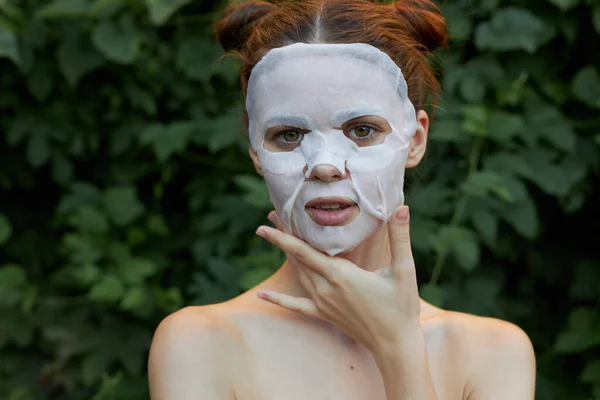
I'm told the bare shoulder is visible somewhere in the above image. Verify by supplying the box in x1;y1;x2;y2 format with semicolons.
148;304;243;400
440;310;536;400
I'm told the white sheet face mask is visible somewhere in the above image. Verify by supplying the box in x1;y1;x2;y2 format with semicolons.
246;43;418;256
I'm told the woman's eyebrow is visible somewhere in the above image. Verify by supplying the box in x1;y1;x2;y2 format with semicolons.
331;107;385;126
264;114;311;129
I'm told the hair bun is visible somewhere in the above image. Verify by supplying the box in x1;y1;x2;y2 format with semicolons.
215;1;277;52
391;0;448;52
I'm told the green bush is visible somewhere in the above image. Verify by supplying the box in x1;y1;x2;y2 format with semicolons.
0;0;599;398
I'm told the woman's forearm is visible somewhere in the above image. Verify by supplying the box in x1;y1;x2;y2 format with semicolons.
372;328;438;400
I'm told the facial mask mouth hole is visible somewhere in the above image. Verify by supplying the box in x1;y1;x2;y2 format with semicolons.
304;202;360;227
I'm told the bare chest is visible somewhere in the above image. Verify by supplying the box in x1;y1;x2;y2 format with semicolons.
233;317;465;400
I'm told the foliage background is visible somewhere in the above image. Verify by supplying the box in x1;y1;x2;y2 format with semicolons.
0;0;599;398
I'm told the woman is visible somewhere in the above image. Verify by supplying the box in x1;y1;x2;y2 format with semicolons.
148;0;536;399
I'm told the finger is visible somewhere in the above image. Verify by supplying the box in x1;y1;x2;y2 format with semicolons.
256;225;341;283
257;290;319;318
267;211;285;232
388;205;416;281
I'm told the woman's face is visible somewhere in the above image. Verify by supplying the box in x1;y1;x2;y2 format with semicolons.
246;44;420;256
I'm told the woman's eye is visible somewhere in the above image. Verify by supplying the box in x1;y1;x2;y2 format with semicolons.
352;126;373;138
279;131;303;142
348;125;377;140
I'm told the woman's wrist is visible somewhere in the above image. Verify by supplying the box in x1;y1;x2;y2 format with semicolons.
371;321;424;359
372;326;438;400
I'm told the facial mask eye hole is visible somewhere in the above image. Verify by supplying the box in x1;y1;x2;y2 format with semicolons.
352;126;373;138
263;128;306;152
343;116;393;147
281;131;303;142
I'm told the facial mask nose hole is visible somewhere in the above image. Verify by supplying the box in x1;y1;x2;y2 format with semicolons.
306;164;347;182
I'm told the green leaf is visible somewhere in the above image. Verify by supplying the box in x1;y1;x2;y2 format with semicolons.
487;111;525;142
441;3;473;40
36;0;91;18
453;274;505;316
554;308;600;353
593;6;600;35
234;175;271;210
7;118;32;147
72;264;101;286
67;205;109;233
420;283;446;307
125;82;156;115
452;234;480;271
483;152;534;179
118;258;157;285
581;359;600;384
502;176;529;202
0;264;26;301
90;0;126;16
409;216;439;253
569;260;600;301
103;186;144;226
207;114;245;153
460;75;486;102
571;65;600;109
58;34;105;87
474;8;552;53
146;214;169;235
58;182;102;213
547;0;580;11
52;154;74;184
461;106;489;137
407;182;454;217
175;37;223;82
430;226;480;271
139;122;193;162
63;233;103;265
81;351;113;385
502;193;539;239
0;214;13;245
470;207;498;245
27;63;54;101
523;149;571;196
119;286;150;311
213;57;240;86
525;101;576;152
461;170;510;200
88;274;125;303
0;22;20;66
429;119;468;143
92;17;140;64
153;286;183;311
26;132;50;168
146;0;191;25
206;258;238;285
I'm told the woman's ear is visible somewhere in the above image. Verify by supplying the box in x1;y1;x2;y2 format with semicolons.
405;109;429;168
249;146;264;176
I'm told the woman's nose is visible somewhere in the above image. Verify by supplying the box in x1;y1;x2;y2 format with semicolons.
305;163;347;182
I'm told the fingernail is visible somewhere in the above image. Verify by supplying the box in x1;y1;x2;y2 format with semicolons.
256;227;267;237
395;206;409;222
267;213;275;224
257;291;271;300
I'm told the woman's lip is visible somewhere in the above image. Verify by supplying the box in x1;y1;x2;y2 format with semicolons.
305;204;359;226
305;196;356;208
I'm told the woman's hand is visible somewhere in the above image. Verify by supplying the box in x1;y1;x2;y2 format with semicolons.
255;205;421;354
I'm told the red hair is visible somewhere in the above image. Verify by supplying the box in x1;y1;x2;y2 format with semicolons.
214;0;447;112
